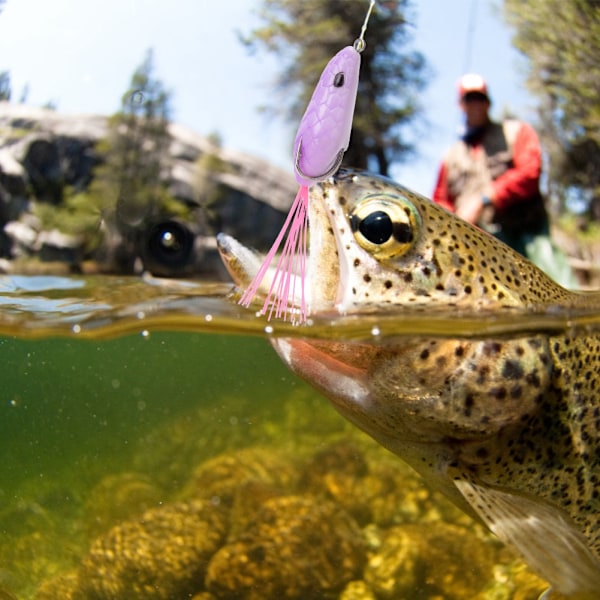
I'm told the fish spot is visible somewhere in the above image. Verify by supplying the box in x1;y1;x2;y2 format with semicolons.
490;387;507;401
525;372;541;388
510;385;523;399
502;359;524;380
384;280;393;289
476;447;489;459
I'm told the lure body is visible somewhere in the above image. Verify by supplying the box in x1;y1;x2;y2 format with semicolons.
239;0;374;323
293;46;361;186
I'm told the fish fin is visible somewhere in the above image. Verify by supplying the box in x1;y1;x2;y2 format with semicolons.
453;472;600;596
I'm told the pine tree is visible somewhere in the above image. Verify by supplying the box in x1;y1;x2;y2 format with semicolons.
99;49;173;230
0;71;11;101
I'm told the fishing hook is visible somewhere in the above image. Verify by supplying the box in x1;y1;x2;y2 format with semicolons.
294;138;346;183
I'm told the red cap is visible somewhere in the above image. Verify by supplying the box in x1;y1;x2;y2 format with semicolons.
457;73;489;100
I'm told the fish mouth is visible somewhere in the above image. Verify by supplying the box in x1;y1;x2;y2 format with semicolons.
216;180;344;317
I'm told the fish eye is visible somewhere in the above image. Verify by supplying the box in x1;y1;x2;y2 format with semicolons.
349;194;419;259
333;72;345;87
351;210;392;244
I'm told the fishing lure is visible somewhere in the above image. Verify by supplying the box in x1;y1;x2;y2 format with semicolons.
239;0;376;324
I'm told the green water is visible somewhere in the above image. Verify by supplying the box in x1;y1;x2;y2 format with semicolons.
0;332;291;488
2;274;596;599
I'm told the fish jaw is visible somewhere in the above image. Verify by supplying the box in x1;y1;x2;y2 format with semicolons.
216;232;308;312
215;184;344;318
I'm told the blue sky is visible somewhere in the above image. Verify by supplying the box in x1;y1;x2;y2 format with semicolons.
0;0;534;196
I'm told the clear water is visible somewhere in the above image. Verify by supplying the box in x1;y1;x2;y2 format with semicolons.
1;274;598;599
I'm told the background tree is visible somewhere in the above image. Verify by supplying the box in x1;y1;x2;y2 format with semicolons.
0;71;11;101
503;0;600;221
242;0;428;176
44;50;182;267
98;48;174;229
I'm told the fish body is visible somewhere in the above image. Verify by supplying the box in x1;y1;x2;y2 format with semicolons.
217;169;600;597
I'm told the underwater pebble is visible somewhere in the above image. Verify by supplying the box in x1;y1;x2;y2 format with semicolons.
205;495;366;600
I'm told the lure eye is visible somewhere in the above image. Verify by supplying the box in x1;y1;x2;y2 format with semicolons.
350;194;420;260
333;72;345;87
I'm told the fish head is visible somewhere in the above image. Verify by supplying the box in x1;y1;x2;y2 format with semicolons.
304;169;565;314
218;169;555;447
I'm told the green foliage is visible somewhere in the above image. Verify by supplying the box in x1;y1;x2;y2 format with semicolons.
504;0;600;218
0;70;11;101
242;0;428;175
54;49;188;253
32;187;103;251
81;49;186;230
558;212;600;242
194;133;233;222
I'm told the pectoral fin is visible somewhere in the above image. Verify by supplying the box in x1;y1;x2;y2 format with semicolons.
453;472;600;597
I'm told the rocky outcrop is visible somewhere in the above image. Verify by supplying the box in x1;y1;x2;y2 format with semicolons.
0;102;296;278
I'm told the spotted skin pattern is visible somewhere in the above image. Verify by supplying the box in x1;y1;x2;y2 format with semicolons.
218;170;600;597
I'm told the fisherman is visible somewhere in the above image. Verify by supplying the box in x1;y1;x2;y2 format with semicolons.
432;73;577;288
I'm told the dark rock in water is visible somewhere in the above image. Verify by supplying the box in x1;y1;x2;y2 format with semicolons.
0;102;296;277
205;495;367;600
77;499;228;600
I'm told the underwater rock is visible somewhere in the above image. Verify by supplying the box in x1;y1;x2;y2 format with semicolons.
183;446;298;506
227;480;286;539
301;440;370;481
205;495;366;600
339;580;377;600
364;521;497;599
78;499;227;600
299;440;465;528
482;555;549;599
34;572;82;600
300;440;374;524
84;471;165;535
